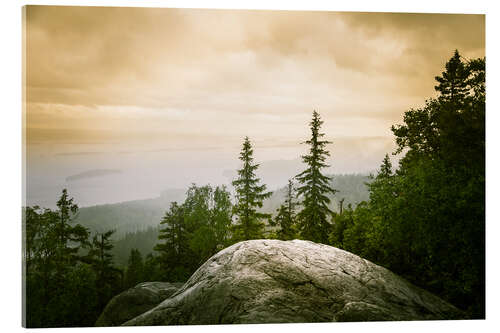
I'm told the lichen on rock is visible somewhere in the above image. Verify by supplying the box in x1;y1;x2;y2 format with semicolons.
121;239;462;325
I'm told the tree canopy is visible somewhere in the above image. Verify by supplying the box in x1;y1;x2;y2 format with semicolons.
296;111;337;244
332;50;485;318
231;137;272;241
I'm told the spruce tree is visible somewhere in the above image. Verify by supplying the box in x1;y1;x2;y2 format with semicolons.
434;49;471;104
124;248;144;289
378;153;392;178
54;189;89;269
271;179;297;240
87;230;121;311
231;136;272;241
143;253;162;281
296;111;337;244
154;202;191;281
24;190;96;327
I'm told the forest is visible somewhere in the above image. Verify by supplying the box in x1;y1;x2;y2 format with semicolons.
74;173;369;267
23;50;485;327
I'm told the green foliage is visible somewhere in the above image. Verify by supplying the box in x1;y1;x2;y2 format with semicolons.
330;51;485;318
24;189;124;327
87;230;122;311
154;184;233;281
154;202;191;281
73;189;185;238
185;184;233;263
112;226;159;267
124;249;144;289
389;51;484;317
329;203;352;248
262;174;371;215
231;137;272;241
24;49;484;325
270;179;298;240
143;253;163;281
296;111;337;244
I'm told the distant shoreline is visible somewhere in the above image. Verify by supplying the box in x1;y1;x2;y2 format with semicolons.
65;169;122;182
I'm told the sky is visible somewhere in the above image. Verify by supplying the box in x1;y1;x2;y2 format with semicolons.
23;6;485;207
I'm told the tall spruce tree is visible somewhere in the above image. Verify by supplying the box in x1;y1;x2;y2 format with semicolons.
231;137;272;241
54;189;89;270
271;179;297;240
296;111;337;244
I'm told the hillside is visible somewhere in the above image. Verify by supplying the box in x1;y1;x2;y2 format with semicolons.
74;189;185;238
77;174;371;266
76;174;370;237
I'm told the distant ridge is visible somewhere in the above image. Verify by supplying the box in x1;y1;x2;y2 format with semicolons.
65;169;122;182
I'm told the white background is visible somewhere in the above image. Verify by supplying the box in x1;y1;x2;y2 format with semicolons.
1;0;498;332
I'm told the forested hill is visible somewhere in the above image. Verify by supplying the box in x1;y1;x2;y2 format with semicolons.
74;188;185;238
75;174;371;240
262;173;371;213
96;174;371;266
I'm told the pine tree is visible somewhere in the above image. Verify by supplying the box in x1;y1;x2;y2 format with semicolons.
271;179;297;240
435;49;471;105
378;154;392;178
231;137;272;241
296;111;337;244
368;153;395;208
124;248;144;289
154;202;191;281
54;189;89;270
382;51;485;317
24;190;97;327
87;230;121;311
143;253;162;281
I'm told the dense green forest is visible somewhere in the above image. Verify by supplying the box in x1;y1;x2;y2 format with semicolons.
108;173;370;266
23;51;485;327
75;173;370;266
73;189;185;238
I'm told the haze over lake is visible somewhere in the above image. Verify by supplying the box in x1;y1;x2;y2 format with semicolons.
25;136;396;208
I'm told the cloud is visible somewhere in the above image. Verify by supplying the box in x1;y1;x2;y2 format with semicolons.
24;6;485;148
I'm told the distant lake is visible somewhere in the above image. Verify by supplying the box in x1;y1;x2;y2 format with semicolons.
24;137;396;208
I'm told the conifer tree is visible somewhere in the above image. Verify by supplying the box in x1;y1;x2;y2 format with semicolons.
296;111;337;244
271;179;297;240
24;190;97;327
435;49;471;105
231;137;272;241
143;253;162;282
378;154;393;178
87;230;121;311
154;202;191;281
124;248;144;289
54;189;89;270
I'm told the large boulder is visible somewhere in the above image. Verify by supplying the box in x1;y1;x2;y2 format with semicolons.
95;282;183;326
125;240;463;326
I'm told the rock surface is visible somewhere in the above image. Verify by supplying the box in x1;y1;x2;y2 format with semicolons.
95;282;183;326
124;240;462;325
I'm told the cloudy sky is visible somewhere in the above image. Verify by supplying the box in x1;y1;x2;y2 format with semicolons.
23;6;485;206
